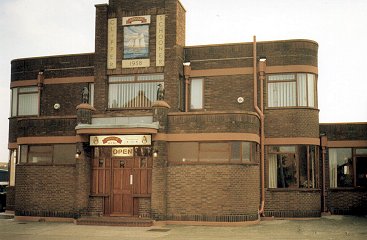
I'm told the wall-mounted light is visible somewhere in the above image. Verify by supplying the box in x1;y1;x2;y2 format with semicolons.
153;149;159;158
75;149;82;159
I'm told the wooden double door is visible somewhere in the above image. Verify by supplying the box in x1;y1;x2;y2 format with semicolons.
91;153;152;216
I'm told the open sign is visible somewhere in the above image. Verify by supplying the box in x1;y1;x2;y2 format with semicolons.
112;147;134;157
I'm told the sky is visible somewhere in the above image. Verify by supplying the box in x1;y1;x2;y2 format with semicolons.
0;0;367;162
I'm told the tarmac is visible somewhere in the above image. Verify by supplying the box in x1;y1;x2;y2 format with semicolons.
0;215;366;240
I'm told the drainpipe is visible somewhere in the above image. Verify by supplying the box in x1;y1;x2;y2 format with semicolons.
320;134;328;212
253;36;266;217
37;70;44;117
183;63;191;112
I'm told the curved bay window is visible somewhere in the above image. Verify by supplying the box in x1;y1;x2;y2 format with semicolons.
168;142;257;163
108;74;164;109
268;145;319;189
267;73;317;108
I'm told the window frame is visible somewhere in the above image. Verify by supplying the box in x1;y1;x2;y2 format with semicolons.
329;147;367;189
11;86;39;117
268;145;319;189
168;141;256;164
19;144;76;165
190;78;204;110
108;74;164;110
267;73;317;108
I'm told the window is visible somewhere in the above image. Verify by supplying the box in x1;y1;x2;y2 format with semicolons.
11;86;39;116
190;78;203;110
168;142;256;163
268;73;317;108
108;74;164;109
329;148;367;188
89;83;94;107
19;144;76;164
268;145;319;189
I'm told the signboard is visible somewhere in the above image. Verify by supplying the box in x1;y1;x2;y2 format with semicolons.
122;15;151;26
90;135;151;146
156;15;165;67
107;18;117;69
112;147;134;157
122;59;150;68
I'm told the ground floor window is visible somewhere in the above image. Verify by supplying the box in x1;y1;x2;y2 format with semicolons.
19;144;76;164
168;142;257;163
329;148;367;188
268;145;319;189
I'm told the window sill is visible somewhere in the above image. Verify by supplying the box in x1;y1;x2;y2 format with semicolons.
267;188;321;192
329;187;367;191
265;106;319;111
17;163;76;167
169;162;259;166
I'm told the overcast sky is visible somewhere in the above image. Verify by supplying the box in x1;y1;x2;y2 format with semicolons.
1;0;367;162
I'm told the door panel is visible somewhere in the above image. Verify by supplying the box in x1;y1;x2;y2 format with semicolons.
111;158;133;216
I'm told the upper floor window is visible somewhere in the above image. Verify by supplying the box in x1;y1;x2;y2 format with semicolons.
11;86;39;117
190;78;203;110
267;73;317;108
108;74;164;109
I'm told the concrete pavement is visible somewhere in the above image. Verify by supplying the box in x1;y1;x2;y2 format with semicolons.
0;215;366;240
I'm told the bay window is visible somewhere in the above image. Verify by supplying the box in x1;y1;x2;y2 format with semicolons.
108;74;164;109
268;73;317;108
19;144;76;165
168;142;256;163
268;145;319;189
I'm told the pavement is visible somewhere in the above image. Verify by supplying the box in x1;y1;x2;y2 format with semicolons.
0;215;366;240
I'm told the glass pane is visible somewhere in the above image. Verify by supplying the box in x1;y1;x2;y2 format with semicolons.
231;142;241;162
18;86;38;93
356;148;367;155
20;145;28;164
356;157;367;187
268;154;277;188
199;143;229;162
54;144;76;164
268;74;295;81
109;75;135;83
109;82;163;108
329;148;353;188
137;74;164;81
279;146;296;153
18;93;38;116
268;82;296;107
297;74;307;106
169;142;198;162
190;79;203;109
307;74;315;107
242;142;251;162
11;88;18;117
277;153;297;188
299;145;308;188
89;83;94;107
28;145;53;164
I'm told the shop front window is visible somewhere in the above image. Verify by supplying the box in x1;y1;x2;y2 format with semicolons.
19;144;76;165
329;148;367;188
268;145;319;189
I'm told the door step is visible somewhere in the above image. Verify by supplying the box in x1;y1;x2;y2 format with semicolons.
75;216;154;227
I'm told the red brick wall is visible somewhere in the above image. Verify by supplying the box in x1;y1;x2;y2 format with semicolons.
166;164;259;221
265;190;321;217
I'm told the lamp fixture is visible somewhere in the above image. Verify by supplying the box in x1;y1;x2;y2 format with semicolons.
153;149;159;158
75;149;82;159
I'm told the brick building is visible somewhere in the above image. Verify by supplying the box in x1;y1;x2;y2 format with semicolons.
7;0;367;223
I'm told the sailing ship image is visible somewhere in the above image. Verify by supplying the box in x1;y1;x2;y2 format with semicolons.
124;25;149;59
127;33;146;49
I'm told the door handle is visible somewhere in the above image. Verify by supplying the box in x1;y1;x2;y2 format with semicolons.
130;174;133;185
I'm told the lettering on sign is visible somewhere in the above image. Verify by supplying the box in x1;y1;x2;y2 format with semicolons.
90;135;151;146
112;148;134;157
107;18;117;69
123;15;151;26
122;59;150;68
156;15;165;67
